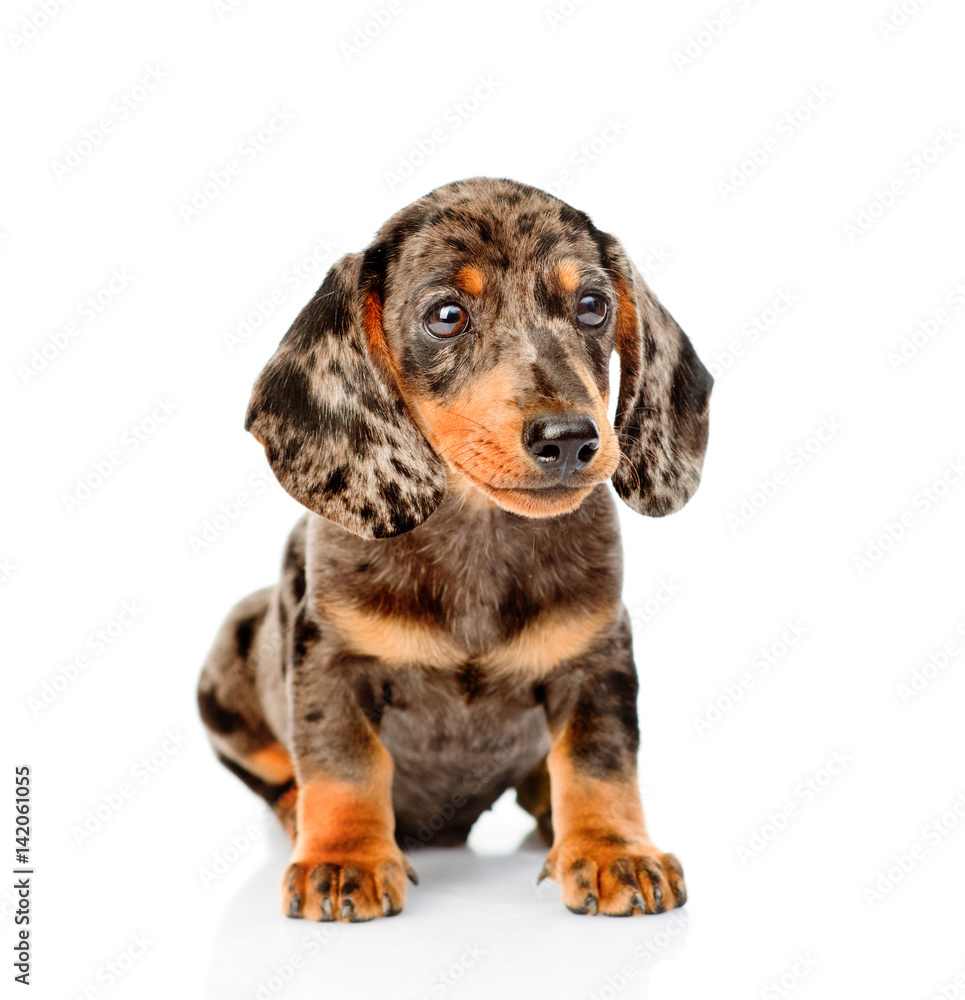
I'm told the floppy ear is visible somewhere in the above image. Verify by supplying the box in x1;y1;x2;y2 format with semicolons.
607;241;713;517
245;250;447;539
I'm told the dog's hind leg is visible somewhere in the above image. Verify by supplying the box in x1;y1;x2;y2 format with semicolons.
515;756;554;845
197;587;298;842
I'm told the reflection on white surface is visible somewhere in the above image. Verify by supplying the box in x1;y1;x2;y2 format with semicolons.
207;806;688;1000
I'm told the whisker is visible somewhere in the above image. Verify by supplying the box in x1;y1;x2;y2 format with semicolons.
445;409;496;435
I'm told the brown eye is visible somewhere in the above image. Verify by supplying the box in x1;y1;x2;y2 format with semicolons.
424;302;471;339
577;294;607;327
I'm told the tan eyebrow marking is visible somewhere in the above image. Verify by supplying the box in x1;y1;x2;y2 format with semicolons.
454;265;485;297
556;259;581;293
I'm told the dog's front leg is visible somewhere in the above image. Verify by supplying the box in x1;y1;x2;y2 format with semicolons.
539;614;687;916
281;622;415;922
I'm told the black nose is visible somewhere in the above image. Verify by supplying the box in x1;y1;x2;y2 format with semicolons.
524;414;600;479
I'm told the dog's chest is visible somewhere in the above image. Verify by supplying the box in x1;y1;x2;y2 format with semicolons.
321;594;614;677
310;485;623;676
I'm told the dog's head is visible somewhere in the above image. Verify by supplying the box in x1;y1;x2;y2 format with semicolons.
246;178;713;539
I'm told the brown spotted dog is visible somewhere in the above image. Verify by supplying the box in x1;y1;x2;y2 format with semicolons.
197;177;712;922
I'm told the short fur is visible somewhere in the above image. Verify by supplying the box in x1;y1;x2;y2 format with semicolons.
198;178;712;922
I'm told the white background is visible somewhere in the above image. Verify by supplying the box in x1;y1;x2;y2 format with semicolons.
3;0;965;997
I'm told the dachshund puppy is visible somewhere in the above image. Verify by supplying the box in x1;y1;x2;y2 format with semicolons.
197;177;712;922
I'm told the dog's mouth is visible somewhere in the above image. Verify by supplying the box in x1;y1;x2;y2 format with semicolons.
488;482;589;499
451;462;599;517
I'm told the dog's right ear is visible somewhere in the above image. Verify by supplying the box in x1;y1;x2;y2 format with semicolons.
245;251;447;539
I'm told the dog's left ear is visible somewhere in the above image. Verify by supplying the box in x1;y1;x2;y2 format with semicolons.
604;237;713;517
245;246;447;540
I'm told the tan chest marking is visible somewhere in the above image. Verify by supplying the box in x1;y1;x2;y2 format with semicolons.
479;606;616;677
321;600;465;669
320;599;617;678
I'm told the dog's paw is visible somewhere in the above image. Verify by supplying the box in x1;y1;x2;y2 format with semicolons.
281;844;418;922
538;836;686;916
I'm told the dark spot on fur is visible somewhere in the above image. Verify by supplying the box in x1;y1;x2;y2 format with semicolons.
340;873;361;896
535;231;563;259
443;234;471;255
248;359;321;439
289;564;306;605
354;677;395;726
516;213;537;235
342;413;379;453
323;465;348;495
304;710;323;723
285;268;353;351
425;205;460;227
381;480;403;509
586;222;618;272
499;581;543;638
584;327;612;382
557;202;591;231
293;615;321;666
198;687;246;736
282;532;306;608
311;865;336;896
530;362;562;401
471;214;495;244
235;610;263;660
353;380;394;417
534;273;570;322
643;331;657;364
566;666;640;779
360;243;388;304
385;207;430;255
456;663;486;703
528;328;591;405
400;329;476;398
569;857;594;891
389;509;416;535
568;692;619;775
669;332;713;455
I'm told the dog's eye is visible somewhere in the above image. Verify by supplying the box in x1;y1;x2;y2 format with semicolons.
424;302;471;339
577;294;608;327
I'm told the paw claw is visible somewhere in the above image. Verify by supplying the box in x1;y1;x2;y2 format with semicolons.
548;837;686;917
281;846;413;922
